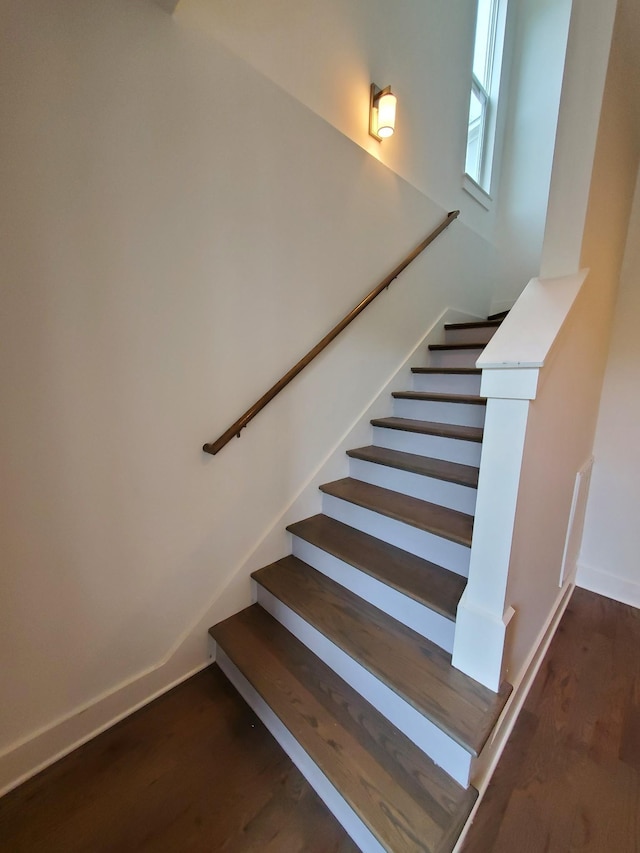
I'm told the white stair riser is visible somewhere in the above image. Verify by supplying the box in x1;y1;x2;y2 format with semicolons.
393;398;486;428
444;326;498;345
372;426;483;467
428;348;484;369
255;588;473;787
216;650;386;853
348;457;477;515
291;536;456;652
412;372;482;395
321;493;471;577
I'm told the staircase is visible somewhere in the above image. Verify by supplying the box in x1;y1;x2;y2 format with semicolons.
210;315;512;853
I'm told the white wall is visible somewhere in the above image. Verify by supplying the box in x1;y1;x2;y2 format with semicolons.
178;0;600;307
501;284;605;681
578;167;640;607
503;0;640;680
574;0;640;612
455;0;640;688
541;0;619;278
492;0;573;306
176;0;490;234
0;0;499;792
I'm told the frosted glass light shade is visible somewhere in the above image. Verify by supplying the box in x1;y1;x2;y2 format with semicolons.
369;84;397;141
376;91;397;138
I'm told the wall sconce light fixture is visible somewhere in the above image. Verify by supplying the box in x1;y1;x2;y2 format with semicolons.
369;83;397;141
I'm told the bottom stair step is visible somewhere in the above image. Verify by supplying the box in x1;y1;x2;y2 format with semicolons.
211;605;478;853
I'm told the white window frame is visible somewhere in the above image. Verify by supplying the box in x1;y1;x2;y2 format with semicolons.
464;0;509;208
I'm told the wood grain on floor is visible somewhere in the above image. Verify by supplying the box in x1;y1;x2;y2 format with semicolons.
462;587;640;853
1;588;638;853
0;667;358;853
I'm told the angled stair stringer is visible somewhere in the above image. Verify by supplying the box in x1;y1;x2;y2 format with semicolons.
210;311;512;853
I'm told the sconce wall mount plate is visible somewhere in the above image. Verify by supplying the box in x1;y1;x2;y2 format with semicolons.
369;83;397;142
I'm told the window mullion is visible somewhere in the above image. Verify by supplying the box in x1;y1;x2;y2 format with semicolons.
472;75;489;108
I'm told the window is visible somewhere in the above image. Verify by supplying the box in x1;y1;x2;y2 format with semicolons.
465;0;508;200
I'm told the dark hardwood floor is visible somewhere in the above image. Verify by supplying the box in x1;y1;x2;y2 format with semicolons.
0;667;358;853
462;587;640;853
0;587;638;852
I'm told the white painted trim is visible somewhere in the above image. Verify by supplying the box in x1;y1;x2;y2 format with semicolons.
412;371;482;395
488;299;514;317
392;397;486;427
216;650;386;853
452;596;512;692
477;271;588;369
462;174;492;210
347;456;477;515
456;272;591;690
430;347;485;369
452;397;530;688
0;660;209;799
452;582;575;852
576;561;640;610
322;494;471;577
479;367;539;400
372;426;483;467
559;457;593;587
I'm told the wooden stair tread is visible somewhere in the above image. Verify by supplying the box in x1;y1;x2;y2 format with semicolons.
392;391;486;406
346;446;479;488
287;514;466;621
251;558;511;755
211;605;478;853
443;320;501;330
428;343;487;351
320;478;473;547
487;310;509;321
371;417;484;443
411;367;482;375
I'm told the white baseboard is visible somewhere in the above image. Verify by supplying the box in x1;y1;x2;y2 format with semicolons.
0;658;210;799
452;580;575;852
576;561;640;610
488;299;514;317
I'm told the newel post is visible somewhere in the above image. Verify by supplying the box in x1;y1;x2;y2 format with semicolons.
452;368;539;691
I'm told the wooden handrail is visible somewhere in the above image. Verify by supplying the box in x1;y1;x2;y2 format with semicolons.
203;209;460;455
